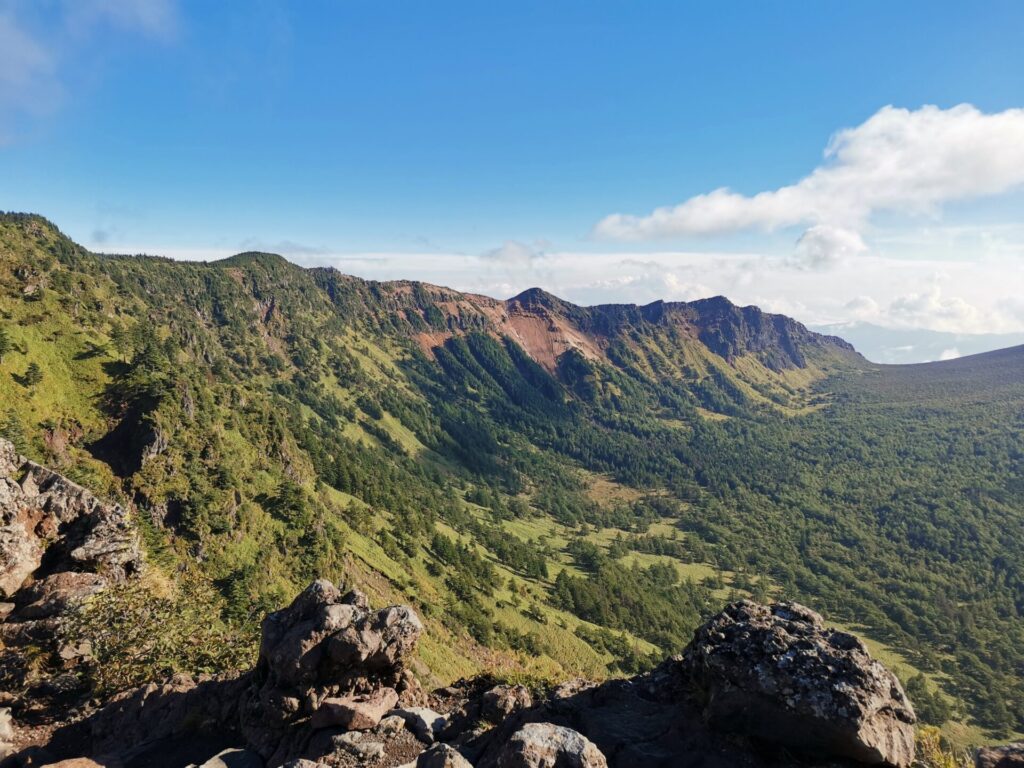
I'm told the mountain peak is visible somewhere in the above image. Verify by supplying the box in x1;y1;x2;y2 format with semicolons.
218;251;293;268
507;286;566;310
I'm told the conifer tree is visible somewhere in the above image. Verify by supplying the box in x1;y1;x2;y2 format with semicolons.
0;327;11;363
1;409;28;453
23;361;43;388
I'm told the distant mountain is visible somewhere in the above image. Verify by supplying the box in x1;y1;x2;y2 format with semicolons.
811;320;1024;364
0;213;1021;740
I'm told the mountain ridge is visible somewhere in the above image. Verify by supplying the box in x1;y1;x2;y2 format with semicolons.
0;212;1021;741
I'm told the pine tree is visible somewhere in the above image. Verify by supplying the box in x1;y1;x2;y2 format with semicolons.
109;322;132;361
23;361;43;388
1;409;28;453
0;327;11;363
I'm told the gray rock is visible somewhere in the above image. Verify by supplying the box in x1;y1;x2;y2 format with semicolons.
494;723;607;768
0;438;141;602
377;713;408;737
17;457;141;576
0;439;143;720
417;743;474;768
89;673;248;755
0;441;21;478
392;706;448;743
240;580;423;763
310;687;399;731
0;705;12;742
977;743;1024;768
198;747;264;768
481;685;532;725
549;679;596;701
682;600;916;768
330;730;386;760
0;513;41;597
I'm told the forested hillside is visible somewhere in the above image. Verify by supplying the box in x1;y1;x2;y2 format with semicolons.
0;213;1021;741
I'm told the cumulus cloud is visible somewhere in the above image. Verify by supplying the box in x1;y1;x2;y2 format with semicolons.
790;225;867;270
582;261;712;304
887;281;989;333
593;104;1024;269
845;295;881;320
938;348;961;361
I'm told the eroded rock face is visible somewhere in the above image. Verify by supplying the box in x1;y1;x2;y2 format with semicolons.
240;579;423;764
0;438;140;601
0;438;143;719
0;443;140;594
15;571;107;620
682;600;916;768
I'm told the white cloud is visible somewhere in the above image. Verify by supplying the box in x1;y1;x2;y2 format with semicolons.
593;104;1024;271
938;348;961;361
0;14;60;132
845;295;881;320
885;280;999;334
580;260;712;304
998;297;1024;324
0;1;178;139
790;225;867;270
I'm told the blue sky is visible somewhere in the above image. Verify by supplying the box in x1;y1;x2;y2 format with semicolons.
2;1;1024;357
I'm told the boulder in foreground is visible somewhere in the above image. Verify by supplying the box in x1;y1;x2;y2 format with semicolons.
241;578;423;763
494;722;607;768
683;600;916;768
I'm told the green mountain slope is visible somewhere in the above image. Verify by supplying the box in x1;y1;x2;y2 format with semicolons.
1;213;1021;739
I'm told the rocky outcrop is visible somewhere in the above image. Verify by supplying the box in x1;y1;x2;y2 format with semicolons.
8;583;926;768
17;579;425;766
0;438;142;724
0;440;140;590
682;601;916;767
682;296;842;370
497;289;857;373
87;672;247;756
480;686;533;726
240;578;423;763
